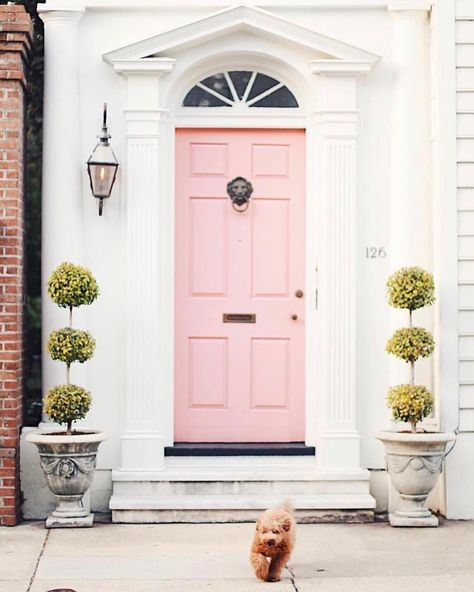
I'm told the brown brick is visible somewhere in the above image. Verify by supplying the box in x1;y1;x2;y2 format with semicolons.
0;3;31;526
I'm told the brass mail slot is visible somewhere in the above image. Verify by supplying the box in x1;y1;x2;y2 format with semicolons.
223;313;256;324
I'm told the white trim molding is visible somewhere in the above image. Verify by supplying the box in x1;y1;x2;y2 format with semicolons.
103;5;381;64
116;65;175;473
312;61;376;470
111;58;176;76
38;0;433;10
310;60;375;75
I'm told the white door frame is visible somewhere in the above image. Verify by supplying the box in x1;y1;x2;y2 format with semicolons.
104;7;379;476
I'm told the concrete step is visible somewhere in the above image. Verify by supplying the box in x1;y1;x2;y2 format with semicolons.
110;456;376;524
110;493;376;523
164;454;318;470
110;493;376;510
112;478;370;496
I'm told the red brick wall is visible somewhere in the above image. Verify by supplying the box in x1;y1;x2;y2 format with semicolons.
0;5;32;526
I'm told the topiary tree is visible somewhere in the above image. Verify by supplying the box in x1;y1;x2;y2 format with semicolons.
45;262;99;435
385;267;435;433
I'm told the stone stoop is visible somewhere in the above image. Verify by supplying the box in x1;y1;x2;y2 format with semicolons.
110;456;376;523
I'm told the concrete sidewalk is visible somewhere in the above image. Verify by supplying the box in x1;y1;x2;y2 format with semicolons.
2;520;474;592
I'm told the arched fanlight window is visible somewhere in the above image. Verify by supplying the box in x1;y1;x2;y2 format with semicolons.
183;71;299;108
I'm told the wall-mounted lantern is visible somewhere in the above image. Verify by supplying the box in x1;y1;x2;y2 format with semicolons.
86;103;119;216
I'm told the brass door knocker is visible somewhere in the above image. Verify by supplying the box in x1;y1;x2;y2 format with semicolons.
227;176;253;212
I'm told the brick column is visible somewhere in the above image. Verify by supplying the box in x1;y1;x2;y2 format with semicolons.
0;5;32;526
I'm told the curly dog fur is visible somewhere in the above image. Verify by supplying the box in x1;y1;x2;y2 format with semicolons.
250;501;296;582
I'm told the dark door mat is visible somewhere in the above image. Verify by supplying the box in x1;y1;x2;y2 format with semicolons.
164;442;316;456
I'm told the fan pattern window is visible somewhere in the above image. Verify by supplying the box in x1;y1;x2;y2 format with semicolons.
183;71;299;108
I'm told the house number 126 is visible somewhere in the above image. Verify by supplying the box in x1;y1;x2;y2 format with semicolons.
366;247;387;259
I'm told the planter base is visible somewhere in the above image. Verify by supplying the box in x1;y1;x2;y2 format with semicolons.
376;430;456;528
26;430;107;528
389;512;438;527
46;512;94;528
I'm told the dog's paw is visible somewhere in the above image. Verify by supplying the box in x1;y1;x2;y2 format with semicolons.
267;575;281;582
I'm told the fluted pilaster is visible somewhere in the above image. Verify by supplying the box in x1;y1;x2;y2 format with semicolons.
113;62;174;472
311;62;374;469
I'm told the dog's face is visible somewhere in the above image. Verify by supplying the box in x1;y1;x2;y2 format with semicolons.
255;517;292;552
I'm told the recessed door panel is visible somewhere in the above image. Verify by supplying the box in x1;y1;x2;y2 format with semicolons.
251;338;289;409
190;198;228;296
251;199;289;297
189;338;228;408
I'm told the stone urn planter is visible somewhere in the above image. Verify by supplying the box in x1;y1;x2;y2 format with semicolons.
376;431;455;526
26;430;107;528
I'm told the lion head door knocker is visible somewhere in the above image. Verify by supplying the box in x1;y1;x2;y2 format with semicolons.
227;176;253;212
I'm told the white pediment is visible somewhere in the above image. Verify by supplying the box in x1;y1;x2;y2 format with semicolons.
103;5;380;66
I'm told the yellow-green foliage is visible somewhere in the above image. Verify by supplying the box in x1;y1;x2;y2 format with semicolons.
387;267;435;311
47;328;96;365
48;262;99;309
46;262;99;429
386;327;435;363
386;384;433;426
44;384;92;425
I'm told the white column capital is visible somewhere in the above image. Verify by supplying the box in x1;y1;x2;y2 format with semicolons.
387;1;432;12
311;54;381;119
110;58;175;76
311;66;364;126
310;60;375;76
39;7;84;25
124;109;169;138
108;59;174;112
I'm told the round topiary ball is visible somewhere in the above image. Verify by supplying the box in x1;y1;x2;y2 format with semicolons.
386;384;433;426
386;267;435;311
386;327;435;363
44;384;92;426
47;328;96;365
48;262;99;309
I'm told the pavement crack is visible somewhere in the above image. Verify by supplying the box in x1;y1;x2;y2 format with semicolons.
285;566;299;592
26;527;50;592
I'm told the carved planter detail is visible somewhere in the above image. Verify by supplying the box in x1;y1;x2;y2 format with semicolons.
26;430;107;528
375;431;456;527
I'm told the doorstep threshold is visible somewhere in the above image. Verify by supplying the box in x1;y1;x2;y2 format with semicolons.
164;442;316;457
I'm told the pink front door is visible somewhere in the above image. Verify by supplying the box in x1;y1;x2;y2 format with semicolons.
175;128;305;442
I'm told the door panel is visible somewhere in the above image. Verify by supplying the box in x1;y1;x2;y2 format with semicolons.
175;128;305;442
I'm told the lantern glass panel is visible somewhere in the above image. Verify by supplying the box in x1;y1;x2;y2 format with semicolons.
87;142;118;198
88;162;117;197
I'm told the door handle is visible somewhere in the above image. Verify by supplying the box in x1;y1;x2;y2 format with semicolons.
291;314;298;320
295;290;304;298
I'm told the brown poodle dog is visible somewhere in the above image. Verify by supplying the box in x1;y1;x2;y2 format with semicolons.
250;501;296;582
